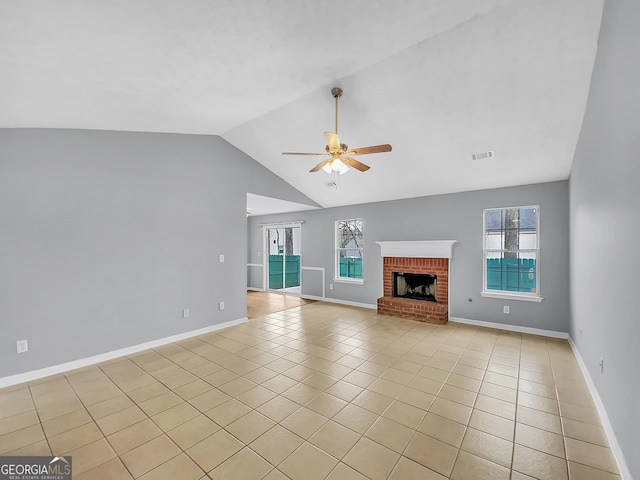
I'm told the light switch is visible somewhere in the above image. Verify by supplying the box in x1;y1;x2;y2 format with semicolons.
17;339;28;353
219;254;225;263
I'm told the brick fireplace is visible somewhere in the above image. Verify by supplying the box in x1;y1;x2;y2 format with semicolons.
376;241;456;325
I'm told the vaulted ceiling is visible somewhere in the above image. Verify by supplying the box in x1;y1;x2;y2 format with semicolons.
1;0;604;211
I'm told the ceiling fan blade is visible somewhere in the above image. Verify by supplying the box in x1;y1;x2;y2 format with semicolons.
309;159;331;173
282;151;326;156
342;157;370;172
346;144;392;155
325;132;341;153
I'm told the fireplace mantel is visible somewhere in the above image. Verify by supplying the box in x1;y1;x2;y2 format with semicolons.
376;240;457;259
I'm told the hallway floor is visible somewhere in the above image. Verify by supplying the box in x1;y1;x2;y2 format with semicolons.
247;290;315;319
0;303;620;479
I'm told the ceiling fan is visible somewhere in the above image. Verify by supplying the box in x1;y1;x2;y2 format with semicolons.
282;87;392;174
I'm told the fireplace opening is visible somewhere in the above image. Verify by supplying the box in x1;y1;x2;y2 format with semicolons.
393;272;437;302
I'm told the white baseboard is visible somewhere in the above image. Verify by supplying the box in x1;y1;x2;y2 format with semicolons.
301;294;377;310
568;337;632;480
449;316;569;339
247;287;264;292
0;317;248;389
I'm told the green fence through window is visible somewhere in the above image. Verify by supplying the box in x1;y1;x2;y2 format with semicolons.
339;257;362;279
268;255;300;289
486;258;536;293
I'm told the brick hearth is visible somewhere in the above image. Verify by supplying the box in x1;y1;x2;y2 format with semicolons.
377;257;449;324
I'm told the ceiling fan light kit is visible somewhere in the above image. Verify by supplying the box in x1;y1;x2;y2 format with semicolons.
282;87;392;174
322;157;349;175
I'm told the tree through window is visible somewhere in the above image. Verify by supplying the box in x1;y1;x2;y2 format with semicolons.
336;219;363;280
483;206;540;296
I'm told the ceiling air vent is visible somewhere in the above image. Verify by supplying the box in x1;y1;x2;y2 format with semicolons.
325;181;337;188
471;150;495;161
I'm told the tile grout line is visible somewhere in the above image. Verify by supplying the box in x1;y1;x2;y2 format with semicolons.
25;381;53;459
510;333;522;480
550;340;571;480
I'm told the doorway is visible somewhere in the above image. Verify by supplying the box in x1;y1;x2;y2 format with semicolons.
264;224;302;295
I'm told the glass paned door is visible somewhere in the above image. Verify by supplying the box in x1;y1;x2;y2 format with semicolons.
266;225;301;294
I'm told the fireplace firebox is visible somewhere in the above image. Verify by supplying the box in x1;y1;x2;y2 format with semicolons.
393;272;437;302
376;241;456;324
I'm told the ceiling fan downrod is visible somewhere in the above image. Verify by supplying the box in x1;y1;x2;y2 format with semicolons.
331;87;342;135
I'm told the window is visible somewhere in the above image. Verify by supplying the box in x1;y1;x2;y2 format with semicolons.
482;206;542;301
336;219;363;283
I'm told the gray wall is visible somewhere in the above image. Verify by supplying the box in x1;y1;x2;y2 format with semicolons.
0;128;315;378
569;0;640;476
249;180;570;333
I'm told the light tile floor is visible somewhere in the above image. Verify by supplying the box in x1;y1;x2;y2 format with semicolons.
0;303;621;479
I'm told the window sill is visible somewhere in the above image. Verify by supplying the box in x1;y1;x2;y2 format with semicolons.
481;291;543;302
334;277;365;285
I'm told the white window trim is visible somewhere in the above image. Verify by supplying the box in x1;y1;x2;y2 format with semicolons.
481;205;543;302
335;218;364;284
333;277;365;285
480;291;543;302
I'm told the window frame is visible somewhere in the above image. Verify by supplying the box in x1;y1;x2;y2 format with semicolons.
481;205;543;302
334;218;364;284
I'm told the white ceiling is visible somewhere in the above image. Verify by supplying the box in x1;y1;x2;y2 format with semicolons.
1;0;604;211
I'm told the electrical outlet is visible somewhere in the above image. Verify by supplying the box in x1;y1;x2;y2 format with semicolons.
183;309;189;318
16;339;28;354
329;284;333;290
219;254;225;263
219;302;225;310
503;306;510;314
